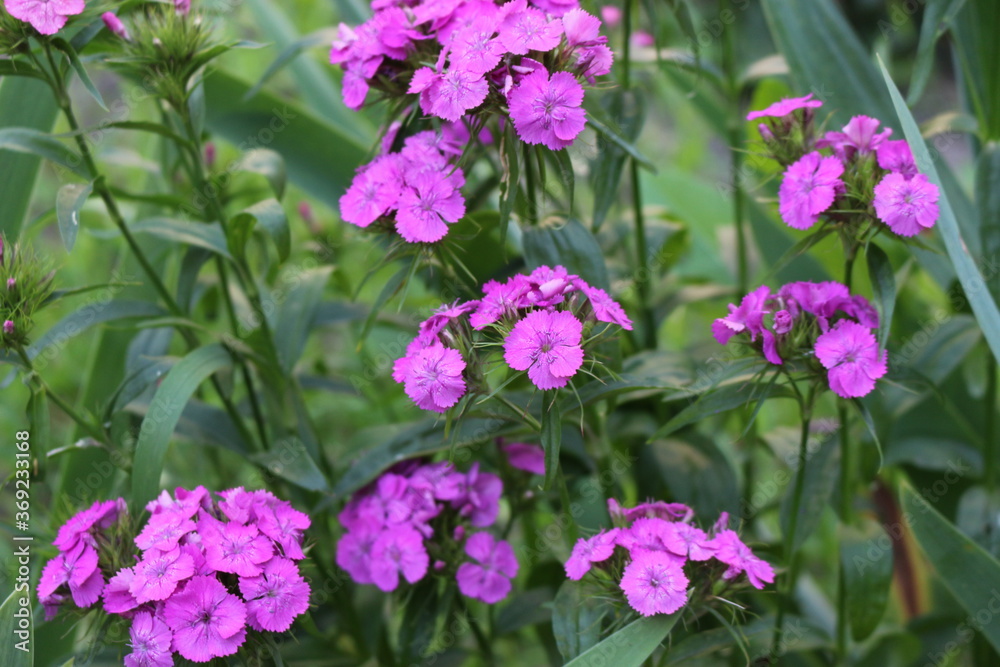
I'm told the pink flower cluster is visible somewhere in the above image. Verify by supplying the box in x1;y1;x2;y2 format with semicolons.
38;488;312;665
392;264;632;412
336;456;525;604
713;281;888;398
340;124;469;243
329;0;609;144
750;96;940;238
565;499;774;617
5;0;85;35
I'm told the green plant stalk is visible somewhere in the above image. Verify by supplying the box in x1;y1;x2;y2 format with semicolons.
15;346;105;442
721;0;749;296
986;350;997;493
839;401;854;521
39;41;258;452
770;382;815;661
630;159;656;349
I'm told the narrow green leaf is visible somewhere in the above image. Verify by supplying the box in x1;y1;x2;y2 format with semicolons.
55;181;93;252
564;613;680;667
0;59;46;81
865;243;896;354
582;101;656;171
272;266;332;373
359;262;410;342
646;434;740;518
131;343;233;511
542;393;561;490
761;0;896;127
25;300;167;363
0;79;59;235
778;433;840;551
0;127;88;179
522;218;609;290
204;70;368;212
51;37;107;111
242;28;337;104
652;382;792;441
553;581;605;661
852;398;884;470
239;149;287;200
397;578;440;665
251;436;329;491
0;590;32;667
591;89;645;231
908;0;968;105
901;483;1000;653
130;217;232;259
499;123;520;245
880;60;1000;362
977;141;1000;303
840;518;894;641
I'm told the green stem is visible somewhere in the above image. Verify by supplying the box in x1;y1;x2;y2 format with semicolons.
770;383;815;662
522;143;538;225
986;350;997;493
455;596;495;666
721;0;748;296
16;346;105;442
621;0;632;88
839;401;854;522
630;160;656;349
837;565;849;664
495;394;542;431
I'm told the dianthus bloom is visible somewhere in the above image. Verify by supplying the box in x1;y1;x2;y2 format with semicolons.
456;532;519;603
872;172;939;237
163;576;247;662
817;115;892;159
397;343;467;412
745;93;823;121
504;309;585;390
507;68;587;151
814;320;888;398
619;551;689;616
239;558;311;632
709;530;775;590
124;612;173;667
564;529;619;580
5;0;84;35
778;151;845;230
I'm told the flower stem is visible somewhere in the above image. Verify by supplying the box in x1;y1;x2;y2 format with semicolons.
838;401;854;522
770;382;815;661
15;346;105;442
721;0;748;297
986;350;997;493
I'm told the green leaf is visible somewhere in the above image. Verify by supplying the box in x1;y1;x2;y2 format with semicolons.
242;27;337;104
55;181;93;253
591;89;645;231
51;37;107;111
652;381;792;441
0;59;46;81
239;149;287;201
237;197;289;261
25;300;168;364
0;79;59;235
952;0;1000;139
272;266;332;374
0;590;32;667
761;0;896;127
901;483;1000;653
645;434;740;519
0;127;89;179
553;581;605;661
397;578;440;665
522;218;609;290
564;613;680;667
542;393;561;490
865;243;896;354
130;217;232;259
880;60;1000;362
582;99;656;171
779;433;840;552
908;0;969;105
131;343;233;511
840;518;894;641
251;437;329;491
977;141;1000;303
204;72;367;212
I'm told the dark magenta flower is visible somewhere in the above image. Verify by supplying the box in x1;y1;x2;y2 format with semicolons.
709;530;775;590
456;532;519;604
564;529;620;580
814;320;888;399
239;557;311;632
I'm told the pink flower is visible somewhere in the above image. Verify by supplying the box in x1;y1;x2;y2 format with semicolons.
711;284;771;346
525;265;577;307
102;567;141;615
661;522;715;561
336;526;378;584
498;0;562;54
507;68;587;151
256;501;311;560
778;151;845;230
451;462;502;527
38;542;104;609
504;310;585;390
502;442;546;475
470;276;530;329
600;5;622;28
709;530;775;589
395;171;466;243
370;526;429;591
130;547;196;603
416;67;490;122
745;93;822;121
101;12;129;39
54;499;123;551
608;499;693;523
562;8;605;46
124;612;173;667
398;343;467;412
203;522;274;577
3;320;13;335
456;533;519;603
163;576;247;662
579;283;633;330
239;557;311;632
449;19;505;76
5;0;84;35
875;139;917;178
564;529;619;579
814;320;887;399
619;551;689;616
817;115;892;160
134;514;196;552
340;155;403;228
617;518;680;556
873;172;939;237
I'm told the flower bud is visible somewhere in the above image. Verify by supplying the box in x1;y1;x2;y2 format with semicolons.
773;309;793;335
175;0;191;15
3;320;13;335
453;525;465;542
6;278;14;290
203;142;216;168
101;12;130;40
